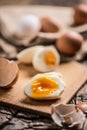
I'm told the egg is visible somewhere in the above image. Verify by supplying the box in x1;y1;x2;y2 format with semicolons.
73;4;87;25
32;46;60;72
56;31;83;56
0;58;19;87
24;72;66;100
17;45;44;64
16;14;41;41
41;16;61;33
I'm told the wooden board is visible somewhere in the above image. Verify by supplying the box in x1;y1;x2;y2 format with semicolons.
0;61;87;115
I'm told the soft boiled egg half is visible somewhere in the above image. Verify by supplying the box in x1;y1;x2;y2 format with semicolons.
24;72;66;100
17;45;60;72
32;46;60;72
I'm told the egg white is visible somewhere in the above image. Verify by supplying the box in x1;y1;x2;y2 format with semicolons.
32;46;60;72
24;72;66;100
17;45;44;64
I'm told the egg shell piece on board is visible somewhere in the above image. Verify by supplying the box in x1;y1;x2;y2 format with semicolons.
0;58;19;87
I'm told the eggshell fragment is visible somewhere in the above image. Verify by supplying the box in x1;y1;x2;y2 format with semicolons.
32;46;60;72
73;4;87;25
56;31;83;56
51;104;86;129
41;16;61;33
17;45;44;64
0;58;19;87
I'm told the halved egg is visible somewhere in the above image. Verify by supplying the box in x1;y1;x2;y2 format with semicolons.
32;46;60;72
17;45;44;64
24;72;66;100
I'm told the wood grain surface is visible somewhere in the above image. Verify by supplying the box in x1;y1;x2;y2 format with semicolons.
0;61;87;115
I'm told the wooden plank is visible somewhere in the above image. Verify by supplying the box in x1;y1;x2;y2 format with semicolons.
0;61;87;115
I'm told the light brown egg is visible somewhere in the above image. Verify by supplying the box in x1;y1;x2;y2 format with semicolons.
41;16;61;33
55;31;83;56
0;58;19;87
73;4;87;25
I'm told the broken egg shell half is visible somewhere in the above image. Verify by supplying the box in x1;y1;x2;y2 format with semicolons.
51;104;86;129
24;72;66;100
15;14;41;41
32;46;60;72
37;16;62;41
0;58;19;87
40;16;61;33
17;45;44;64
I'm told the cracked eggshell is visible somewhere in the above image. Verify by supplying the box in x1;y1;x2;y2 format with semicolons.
16;14;41;41
32;46;60;72
0;58;19;87
24;72;66;100
38;16;62;42
51;104;86;129
17;45;44;64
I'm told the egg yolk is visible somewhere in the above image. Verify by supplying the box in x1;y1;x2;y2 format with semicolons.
44;51;56;67
31;77;58;98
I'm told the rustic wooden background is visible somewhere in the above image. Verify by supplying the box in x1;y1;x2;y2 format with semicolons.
0;0;86;6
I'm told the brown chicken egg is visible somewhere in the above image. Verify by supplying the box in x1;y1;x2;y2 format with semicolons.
41;16;61;33
73;4;87;25
55;31;83;56
0;58;19;87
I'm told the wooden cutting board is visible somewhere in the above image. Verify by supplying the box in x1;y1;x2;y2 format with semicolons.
0;61;87;115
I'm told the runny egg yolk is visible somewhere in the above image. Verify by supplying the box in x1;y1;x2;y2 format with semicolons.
31;77;59;98
44;51;56;67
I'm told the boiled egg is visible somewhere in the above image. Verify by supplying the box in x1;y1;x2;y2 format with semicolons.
24;72;66;100
16;14;41;41
17;45;44;64
32;46;60;72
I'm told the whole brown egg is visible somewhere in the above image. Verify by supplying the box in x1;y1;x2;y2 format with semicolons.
55;31;83;56
73;4;87;25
